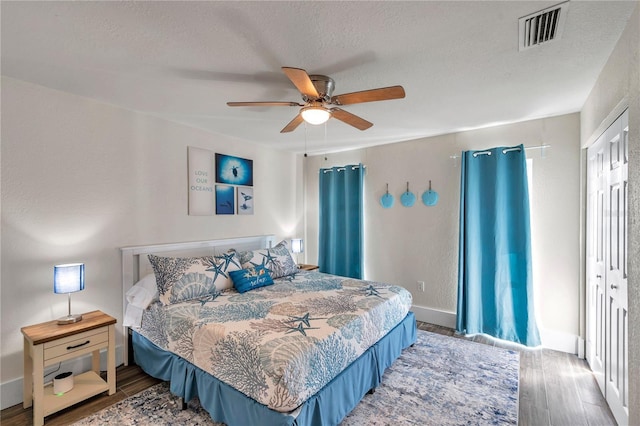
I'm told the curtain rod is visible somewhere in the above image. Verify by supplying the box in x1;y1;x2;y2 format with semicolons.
321;165;366;173
449;144;550;159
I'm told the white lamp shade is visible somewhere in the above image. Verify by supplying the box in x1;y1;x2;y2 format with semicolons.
300;107;331;125
54;263;85;294
291;239;304;254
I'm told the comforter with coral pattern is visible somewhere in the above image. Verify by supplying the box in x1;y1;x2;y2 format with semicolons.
138;270;412;412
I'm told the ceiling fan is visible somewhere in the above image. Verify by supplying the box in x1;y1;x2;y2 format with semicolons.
227;67;405;133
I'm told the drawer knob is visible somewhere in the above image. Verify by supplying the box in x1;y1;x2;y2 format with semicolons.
67;340;90;350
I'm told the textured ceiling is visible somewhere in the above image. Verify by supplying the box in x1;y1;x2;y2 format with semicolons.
1;1;636;154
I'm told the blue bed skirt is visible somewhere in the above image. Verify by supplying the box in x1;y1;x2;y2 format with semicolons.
133;311;416;426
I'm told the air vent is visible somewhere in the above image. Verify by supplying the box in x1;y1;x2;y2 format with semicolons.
519;1;569;51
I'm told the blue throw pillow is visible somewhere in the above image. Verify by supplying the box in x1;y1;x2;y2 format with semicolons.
230;265;274;293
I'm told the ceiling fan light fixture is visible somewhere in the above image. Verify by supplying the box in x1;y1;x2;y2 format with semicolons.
300;106;331;125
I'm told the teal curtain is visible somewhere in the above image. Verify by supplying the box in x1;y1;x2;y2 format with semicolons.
456;145;541;347
318;164;364;279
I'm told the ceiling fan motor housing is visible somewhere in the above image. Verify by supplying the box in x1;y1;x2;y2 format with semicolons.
307;74;335;102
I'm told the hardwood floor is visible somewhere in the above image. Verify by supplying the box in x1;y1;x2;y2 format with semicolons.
2;321;616;425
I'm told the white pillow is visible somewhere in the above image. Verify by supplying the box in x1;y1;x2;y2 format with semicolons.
124;274;159;328
123;304;144;328
126;273;158;309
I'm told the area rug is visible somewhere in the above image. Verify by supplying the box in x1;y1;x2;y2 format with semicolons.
72;330;519;425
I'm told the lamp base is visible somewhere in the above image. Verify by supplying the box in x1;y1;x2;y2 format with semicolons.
57;314;83;325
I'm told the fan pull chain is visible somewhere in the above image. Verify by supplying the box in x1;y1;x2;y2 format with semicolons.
304;122;308;157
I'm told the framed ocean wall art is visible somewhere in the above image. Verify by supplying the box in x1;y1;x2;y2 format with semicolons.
187;147;215;215
215;185;235;215
237;186;254;215
215;153;253;186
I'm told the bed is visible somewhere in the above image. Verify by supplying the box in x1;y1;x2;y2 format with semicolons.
121;235;416;426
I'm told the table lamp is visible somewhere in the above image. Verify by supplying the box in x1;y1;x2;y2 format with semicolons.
291;238;303;265
54;263;85;324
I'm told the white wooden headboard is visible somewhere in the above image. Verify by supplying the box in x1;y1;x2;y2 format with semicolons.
120;234;276;363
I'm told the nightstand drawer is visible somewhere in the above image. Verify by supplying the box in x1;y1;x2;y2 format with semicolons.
44;327;108;361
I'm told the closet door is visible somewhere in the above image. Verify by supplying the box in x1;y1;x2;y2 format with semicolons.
604;110;628;425
587;109;628;426
586;132;606;393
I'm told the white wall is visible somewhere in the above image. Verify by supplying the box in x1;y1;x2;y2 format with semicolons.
0;77;298;407
581;4;639;424
303;113;582;351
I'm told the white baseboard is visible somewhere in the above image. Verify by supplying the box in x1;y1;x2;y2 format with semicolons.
0;376;24;412
411;305;457;329
539;327;580;355
0;345;124;410
411;304;579;355
577;337;586;359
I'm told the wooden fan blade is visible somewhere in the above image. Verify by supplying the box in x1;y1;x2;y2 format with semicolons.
281;113;305;133
281;67;320;99
227;101;302;107
330;85;405;105
330;108;373;131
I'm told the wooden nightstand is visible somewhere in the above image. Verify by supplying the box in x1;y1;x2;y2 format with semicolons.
21;310;117;426
298;264;319;271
